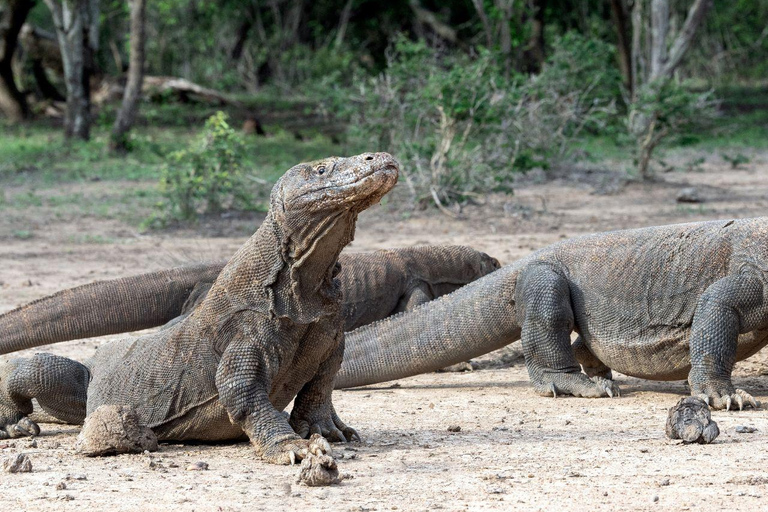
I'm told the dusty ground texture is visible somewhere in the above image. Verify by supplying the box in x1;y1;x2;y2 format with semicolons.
3;150;768;511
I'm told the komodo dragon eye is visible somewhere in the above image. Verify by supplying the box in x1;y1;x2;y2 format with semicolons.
317;166;326;175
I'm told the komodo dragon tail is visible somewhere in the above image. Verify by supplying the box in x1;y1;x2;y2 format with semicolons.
335;262;526;389
0;261;226;355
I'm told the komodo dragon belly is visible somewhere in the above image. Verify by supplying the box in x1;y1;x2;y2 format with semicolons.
86;331;243;441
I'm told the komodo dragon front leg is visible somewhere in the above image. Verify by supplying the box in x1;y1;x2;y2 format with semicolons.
516;263;619;398
688;274;765;410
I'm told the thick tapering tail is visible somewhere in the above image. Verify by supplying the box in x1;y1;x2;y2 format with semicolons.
335;264;523;389
0;261;226;355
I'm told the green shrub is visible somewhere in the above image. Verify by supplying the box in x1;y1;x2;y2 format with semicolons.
338;33;622;209
151;112;256;224
628;80;717;177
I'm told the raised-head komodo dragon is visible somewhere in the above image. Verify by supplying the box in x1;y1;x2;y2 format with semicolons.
0;153;398;463
337;218;768;411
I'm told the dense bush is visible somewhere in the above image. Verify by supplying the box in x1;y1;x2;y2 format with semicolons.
150;112;255;224
339;33;622;209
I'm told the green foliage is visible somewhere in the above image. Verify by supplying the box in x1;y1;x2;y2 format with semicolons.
339;33;622;208
152;112;256;224
629;80;718;177
721;152;750;169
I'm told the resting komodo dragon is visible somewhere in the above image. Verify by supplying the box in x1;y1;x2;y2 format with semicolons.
0;246;499;354
337;218;768;411
0;152;399;463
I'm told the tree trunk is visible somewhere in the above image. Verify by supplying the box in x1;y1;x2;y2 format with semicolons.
0;0;35;122
43;0;97;140
110;0;146;153
522;0;546;74
649;0;669;79
610;0;633;95
630;0;713;180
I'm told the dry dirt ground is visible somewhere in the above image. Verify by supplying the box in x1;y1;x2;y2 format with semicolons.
3;151;768;511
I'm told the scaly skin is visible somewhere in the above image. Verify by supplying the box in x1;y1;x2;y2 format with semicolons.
0;153;398;465
338;218;768;411
0;247;498;353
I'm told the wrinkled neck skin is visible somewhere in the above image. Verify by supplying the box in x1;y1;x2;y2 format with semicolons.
206;208;357;325
277;206;359;320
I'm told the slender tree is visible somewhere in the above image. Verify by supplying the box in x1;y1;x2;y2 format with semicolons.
43;0;98;140
629;0;713;178
110;0;146;153
0;0;35;122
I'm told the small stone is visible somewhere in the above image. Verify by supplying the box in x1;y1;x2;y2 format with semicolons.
735;425;757;434
665;397;719;444
65;474;87;481
3;453;32;473
76;405;158;456
447;425;461;432
296;453;340;487
676;188;703;203
56;482;67;490
27;439;37;448
660;479;670;486
186;461;209;471
653;496;659;503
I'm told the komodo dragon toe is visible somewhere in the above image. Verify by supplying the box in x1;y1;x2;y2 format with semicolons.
535;374;621;399
290;407;360;443
693;384;760;411
262;433;333;465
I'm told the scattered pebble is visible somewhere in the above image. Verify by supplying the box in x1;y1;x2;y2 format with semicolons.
659;479;671;487
3;453;32;473
186;461;209;471
447;425;461;432
735;425;757;434
56;482;67;491
676;188;703;203
653;495;659;503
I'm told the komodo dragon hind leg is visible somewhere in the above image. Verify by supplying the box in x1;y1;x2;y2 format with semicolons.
572;336;613;381
516;264;620;399
689;275;765;411
0;354;89;438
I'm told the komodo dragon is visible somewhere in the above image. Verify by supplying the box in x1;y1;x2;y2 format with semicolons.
0;246;499;354
337;218;768;411
0;152;399;463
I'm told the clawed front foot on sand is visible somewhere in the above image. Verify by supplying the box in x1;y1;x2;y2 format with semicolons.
290;408;360;443
262;433;333;465
534;374;621;399
0;416;40;439
692;382;760;411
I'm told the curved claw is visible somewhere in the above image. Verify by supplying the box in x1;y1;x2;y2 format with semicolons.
309;433;332;456
736;389;760;409
725;395;732;412
289;450;297;466
590;376;621;399
549;382;557;399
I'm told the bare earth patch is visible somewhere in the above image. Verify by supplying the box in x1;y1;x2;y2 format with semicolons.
2;151;768;511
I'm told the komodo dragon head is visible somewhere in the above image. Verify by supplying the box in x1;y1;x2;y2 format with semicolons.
273;152;399;217
215;153;399;324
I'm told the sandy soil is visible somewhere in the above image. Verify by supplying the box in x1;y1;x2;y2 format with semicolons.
2;151;768;511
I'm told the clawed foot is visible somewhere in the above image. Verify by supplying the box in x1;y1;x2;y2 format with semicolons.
0;417;40;439
694;386;760;411
535;375;621;399
262;433;333;465
291;415;360;443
